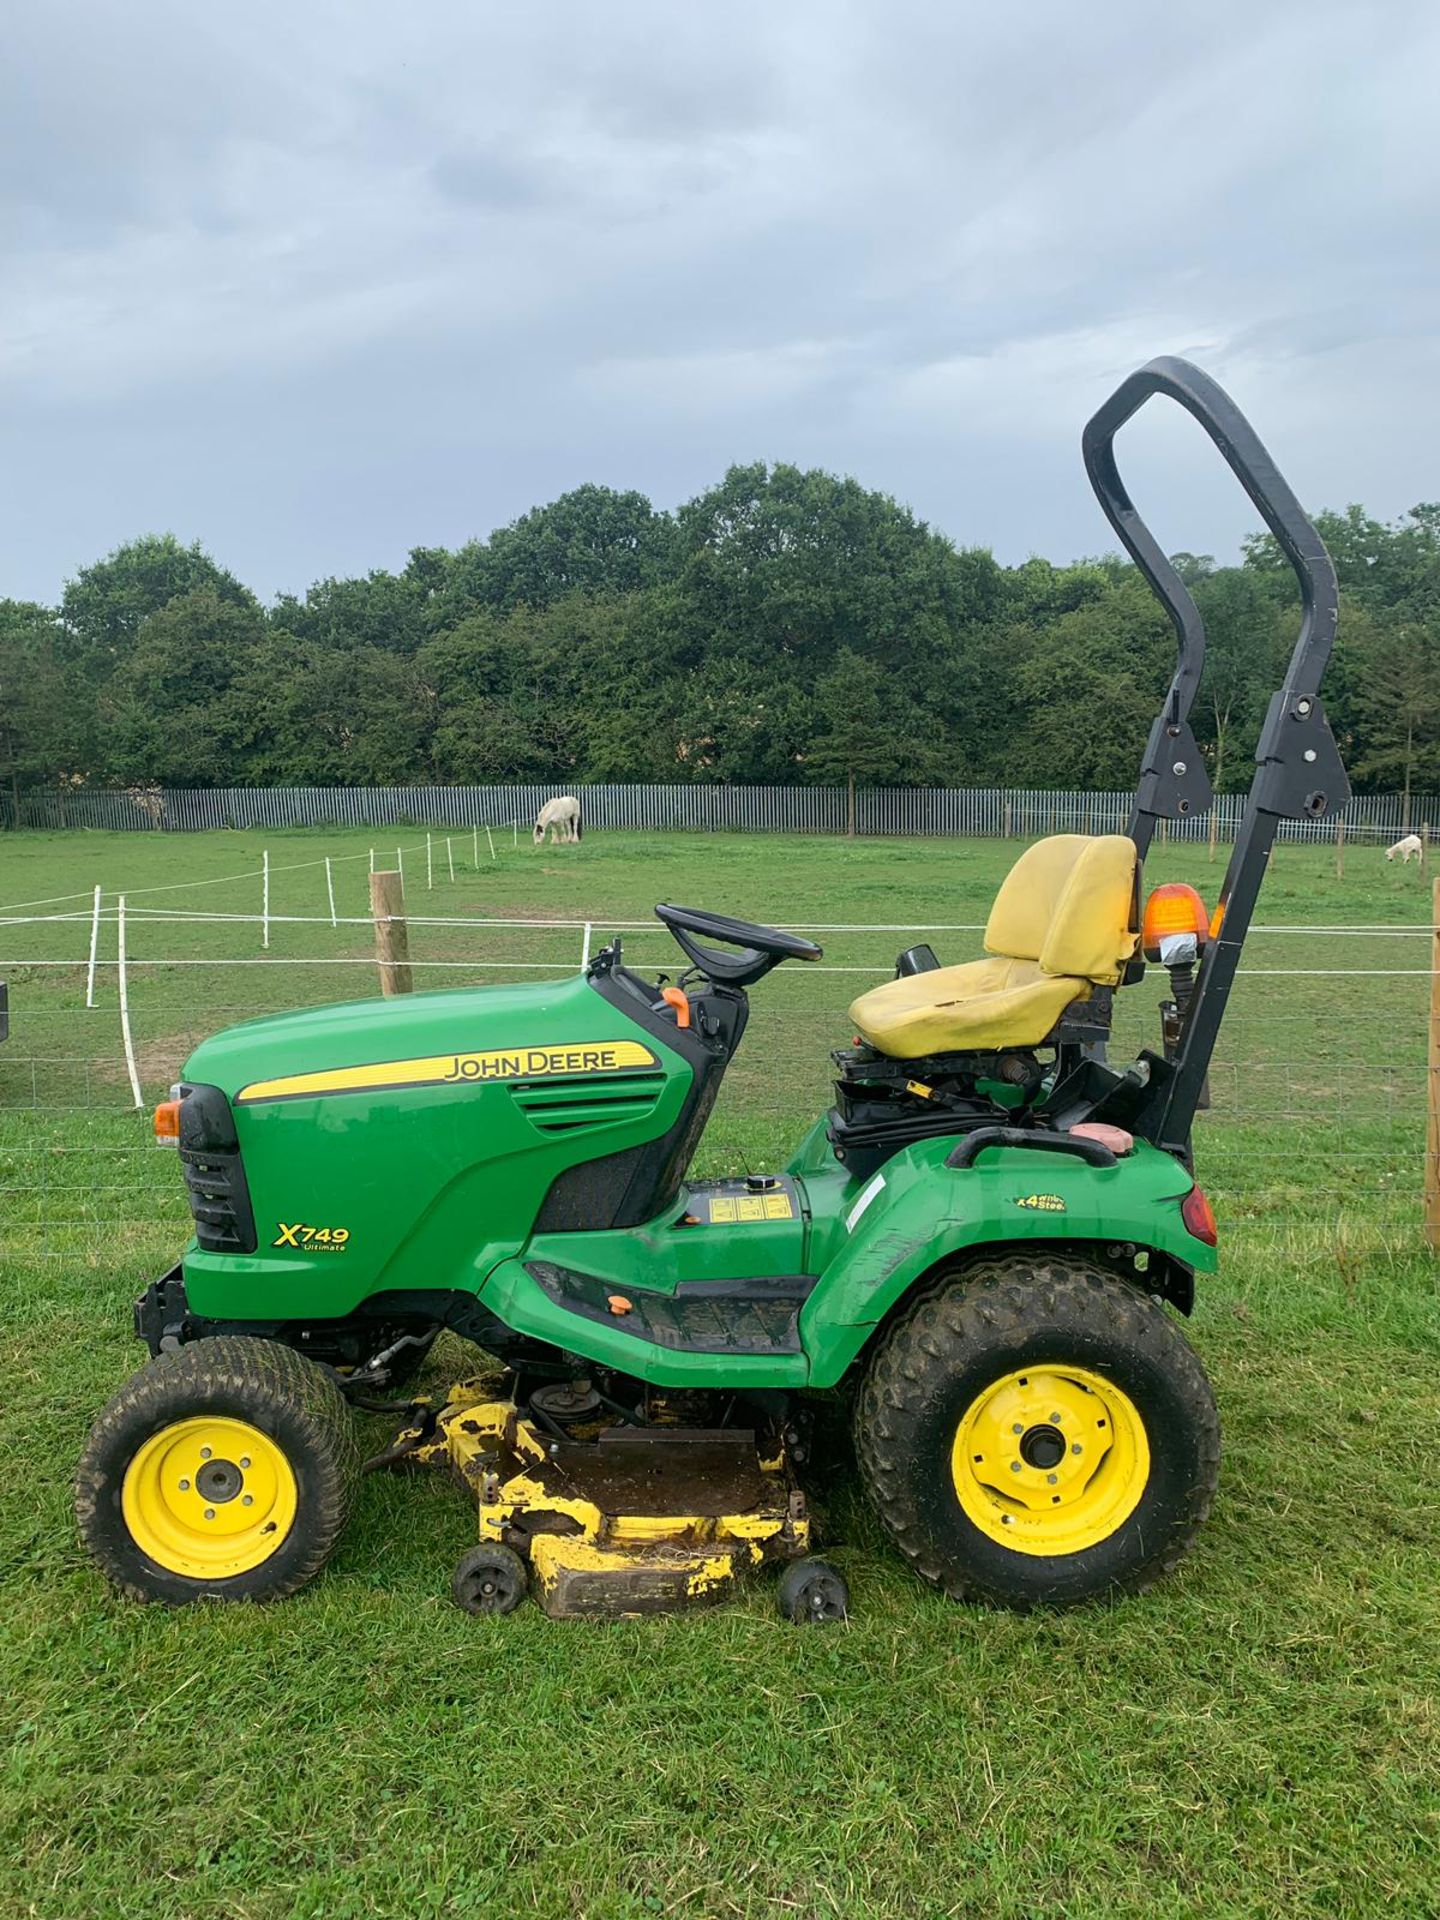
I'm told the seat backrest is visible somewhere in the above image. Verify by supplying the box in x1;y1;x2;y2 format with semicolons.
984;834;1139;986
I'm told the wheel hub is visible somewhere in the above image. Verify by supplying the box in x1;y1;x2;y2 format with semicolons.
1018;1423;1065;1471
950;1365;1150;1557
195;1458;243;1504
121;1416;297;1578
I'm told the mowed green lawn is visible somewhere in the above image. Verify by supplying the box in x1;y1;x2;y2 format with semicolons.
1;826;1437;1920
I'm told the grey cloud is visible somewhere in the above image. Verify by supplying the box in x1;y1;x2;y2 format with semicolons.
2;0;1438;603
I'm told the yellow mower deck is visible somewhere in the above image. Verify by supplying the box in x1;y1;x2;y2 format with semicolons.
397;1381;811;1618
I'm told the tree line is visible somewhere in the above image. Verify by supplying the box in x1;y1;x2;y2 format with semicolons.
2;466;1438;813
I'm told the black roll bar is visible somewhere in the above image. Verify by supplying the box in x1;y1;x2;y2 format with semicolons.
1082;356;1349;1154
1082;356;1341;858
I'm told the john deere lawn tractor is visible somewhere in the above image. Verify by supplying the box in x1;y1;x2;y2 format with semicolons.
75;359;1348;1620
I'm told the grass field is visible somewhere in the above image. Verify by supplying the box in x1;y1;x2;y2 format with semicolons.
2;826;1438;1919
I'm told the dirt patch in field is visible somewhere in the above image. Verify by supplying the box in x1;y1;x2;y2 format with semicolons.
94;1029;212;1095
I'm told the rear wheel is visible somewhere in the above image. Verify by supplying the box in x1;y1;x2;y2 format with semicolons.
75;1337;357;1604
855;1257;1220;1609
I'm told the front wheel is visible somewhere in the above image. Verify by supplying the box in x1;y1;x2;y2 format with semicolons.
75;1337;358;1604
855;1257;1220;1609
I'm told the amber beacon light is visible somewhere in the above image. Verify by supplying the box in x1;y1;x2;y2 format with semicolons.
1141;883;1210;963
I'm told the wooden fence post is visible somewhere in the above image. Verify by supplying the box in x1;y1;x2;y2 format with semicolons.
370;870;413;996
1335;815;1345;880
1207;807;1218;864
1423;821;1430;869
1003;801;1012;839
1427;876;1440;1250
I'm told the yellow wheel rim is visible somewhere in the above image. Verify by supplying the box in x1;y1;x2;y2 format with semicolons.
951;1365;1149;1557
121;1416;297;1579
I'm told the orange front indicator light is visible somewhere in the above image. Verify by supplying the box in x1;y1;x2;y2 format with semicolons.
1142;883;1210;961
153;1099;181;1147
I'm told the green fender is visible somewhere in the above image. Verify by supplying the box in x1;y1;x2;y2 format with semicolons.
795;1134;1214;1389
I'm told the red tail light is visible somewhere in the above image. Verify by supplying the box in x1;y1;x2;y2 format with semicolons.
1180;1184;1217;1247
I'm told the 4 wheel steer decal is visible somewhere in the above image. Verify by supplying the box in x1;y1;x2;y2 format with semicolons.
273;1223;351;1252
1014;1193;1067;1213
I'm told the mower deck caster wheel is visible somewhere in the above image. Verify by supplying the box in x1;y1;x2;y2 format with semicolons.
452;1543;528;1616
777;1557;848;1624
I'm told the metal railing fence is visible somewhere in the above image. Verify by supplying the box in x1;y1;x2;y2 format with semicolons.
6;782;1439;841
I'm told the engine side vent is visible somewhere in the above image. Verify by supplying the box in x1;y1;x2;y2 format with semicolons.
510;1072;666;1136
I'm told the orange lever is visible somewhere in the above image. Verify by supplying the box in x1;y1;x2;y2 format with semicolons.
661;986;691;1029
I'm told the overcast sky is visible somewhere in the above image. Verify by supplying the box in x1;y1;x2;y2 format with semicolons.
4;0;1438;606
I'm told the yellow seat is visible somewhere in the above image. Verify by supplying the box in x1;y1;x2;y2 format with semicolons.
850;835;1139;1058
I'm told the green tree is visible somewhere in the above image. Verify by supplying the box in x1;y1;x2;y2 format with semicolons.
234;640;433;786
1345;609;1440;827
270;568;432;655
807;651;944;831
0;601;86;822
101;590;268;785
1191;567;1290;789
60;534;255;679
431;486;677;627
1004;572;1174;788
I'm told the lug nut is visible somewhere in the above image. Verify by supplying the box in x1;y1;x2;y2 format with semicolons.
178;1478;190;1491
239;1457;250;1469
204;1508;216;1520
1012;1423;1024;1435
200;1447;212;1460
242;1495;254;1507
1047;1474;1058;1485
1010;1461;1022;1473
1072;1443;1083;1455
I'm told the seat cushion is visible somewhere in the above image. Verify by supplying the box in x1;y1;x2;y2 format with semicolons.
986;834;1139;986
849;955;1090;1058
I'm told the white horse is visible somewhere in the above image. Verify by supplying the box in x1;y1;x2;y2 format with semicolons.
534;795;583;844
1385;833;1423;863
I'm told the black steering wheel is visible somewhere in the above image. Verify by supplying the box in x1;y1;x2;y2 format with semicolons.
654;904;823;987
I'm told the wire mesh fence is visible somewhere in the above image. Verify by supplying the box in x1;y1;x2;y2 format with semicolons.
2;864;1429;1263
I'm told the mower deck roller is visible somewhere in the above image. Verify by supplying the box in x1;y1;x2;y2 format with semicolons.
75;356;1347;1620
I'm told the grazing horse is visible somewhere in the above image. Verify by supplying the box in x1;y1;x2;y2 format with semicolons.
534;795;583;845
